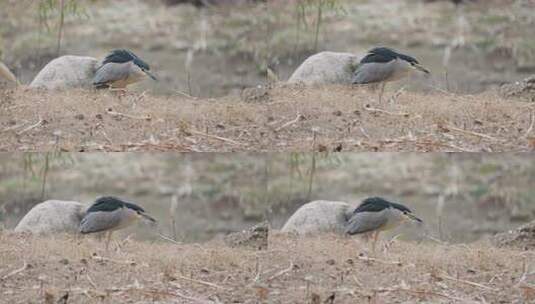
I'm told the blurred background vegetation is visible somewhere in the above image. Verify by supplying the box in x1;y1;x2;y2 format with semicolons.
1;153;534;243
0;0;534;95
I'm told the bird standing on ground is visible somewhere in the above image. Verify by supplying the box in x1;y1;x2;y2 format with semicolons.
345;197;423;252
79;196;156;250
93;49;157;90
352;47;430;103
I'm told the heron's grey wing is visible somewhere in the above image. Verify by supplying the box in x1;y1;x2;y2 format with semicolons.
352;62;395;84
345;211;388;235
79;210;122;234
92;62;130;87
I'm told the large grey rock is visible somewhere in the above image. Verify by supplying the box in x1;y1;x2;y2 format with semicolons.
30;55;99;90
287;52;359;85
14;200;87;234
281;200;353;235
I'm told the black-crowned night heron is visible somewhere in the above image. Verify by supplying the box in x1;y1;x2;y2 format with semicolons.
352;47;430;102
80;196;156;249
93;49;157;90
345;197;423;252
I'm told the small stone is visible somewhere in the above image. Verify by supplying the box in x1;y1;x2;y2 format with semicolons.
74;114;85;120
224;221;269;250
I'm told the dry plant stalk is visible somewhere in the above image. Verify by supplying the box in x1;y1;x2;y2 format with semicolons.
0;61;18;84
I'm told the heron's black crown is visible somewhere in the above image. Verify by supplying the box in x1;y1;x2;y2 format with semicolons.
102;49;151;71
360;47;419;65
87;196;145;213
353;197;412;214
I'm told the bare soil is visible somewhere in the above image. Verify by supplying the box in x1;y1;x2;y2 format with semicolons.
1;232;534;304
1;86;534;152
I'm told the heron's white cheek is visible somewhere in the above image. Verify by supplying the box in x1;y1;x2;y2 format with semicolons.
389;60;412;81
128;64;147;82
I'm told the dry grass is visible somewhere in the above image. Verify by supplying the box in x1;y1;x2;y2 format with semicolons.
0;231;534;303
1;85;534;152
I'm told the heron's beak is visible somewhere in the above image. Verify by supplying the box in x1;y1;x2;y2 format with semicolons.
144;70;157;81
140;212;156;223
406;213;423;223
413;64;430;74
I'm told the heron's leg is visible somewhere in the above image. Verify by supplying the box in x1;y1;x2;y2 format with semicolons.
372;231;380;253
105;231;113;251
378;82;386;103
109;86;127;98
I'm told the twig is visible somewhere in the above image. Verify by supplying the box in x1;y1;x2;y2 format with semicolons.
266;262;294;282
86;274;97;289
91;255;135;265
174;289;215;304
158;232;181;245
253;257;261;283
424;235;448;245
1;262;28;280
176;90;197;99
0;61;18;84
430;142;475;152
524;110;534;138
376;288;467;302
275;114;304;132
388;87;405;103
189;130;245;146
440;273;498;291
364;106;409;116
356;255;402;266
446;125;498;141
2;122;27;132
176;275;228;290
168;282;216;303
359;126;370;139
99;130;113;145
56;0;65;55
106;109;151;120
17;117;43;135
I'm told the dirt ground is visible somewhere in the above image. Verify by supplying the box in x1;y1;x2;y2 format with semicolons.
0;232;533;304
1;85;534;152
